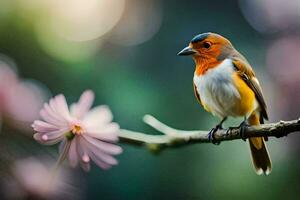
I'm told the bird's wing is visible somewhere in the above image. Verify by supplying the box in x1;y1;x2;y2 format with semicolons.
232;58;268;120
193;83;203;106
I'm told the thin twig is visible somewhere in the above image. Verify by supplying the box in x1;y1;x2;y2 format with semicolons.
119;115;300;152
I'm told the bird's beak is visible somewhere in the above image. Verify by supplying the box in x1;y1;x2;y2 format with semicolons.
177;46;196;56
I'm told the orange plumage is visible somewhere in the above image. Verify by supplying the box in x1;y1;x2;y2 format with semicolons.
178;32;271;175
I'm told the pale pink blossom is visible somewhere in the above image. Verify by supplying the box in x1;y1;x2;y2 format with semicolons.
32;90;122;171
0;60;19;114
0;59;47;129
3;157;83;199
6;80;47;125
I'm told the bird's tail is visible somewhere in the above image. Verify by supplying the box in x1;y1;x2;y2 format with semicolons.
247;112;272;175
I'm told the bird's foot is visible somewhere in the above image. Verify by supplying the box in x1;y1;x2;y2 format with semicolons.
208;124;223;145
225;126;234;137
208;117;227;145
239;120;249;141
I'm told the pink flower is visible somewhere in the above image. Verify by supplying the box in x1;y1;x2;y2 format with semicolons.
0;59;47;129
6;80;47;125
0;60;18;115
32;90;122;171
4;157;82;199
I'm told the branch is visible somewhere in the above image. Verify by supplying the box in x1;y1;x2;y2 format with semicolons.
119;115;300;153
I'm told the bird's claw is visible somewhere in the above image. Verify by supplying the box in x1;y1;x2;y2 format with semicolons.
208;125;222;145
239;121;248;141
208;117;228;145
225;127;233;136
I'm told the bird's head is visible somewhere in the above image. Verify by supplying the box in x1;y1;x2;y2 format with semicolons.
178;32;233;63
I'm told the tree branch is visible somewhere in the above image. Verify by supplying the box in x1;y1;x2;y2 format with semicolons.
119;115;300;152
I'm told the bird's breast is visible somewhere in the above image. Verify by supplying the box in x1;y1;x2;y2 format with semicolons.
193;59;257;118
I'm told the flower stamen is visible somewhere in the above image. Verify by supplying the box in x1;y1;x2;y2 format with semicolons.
71;124;84;135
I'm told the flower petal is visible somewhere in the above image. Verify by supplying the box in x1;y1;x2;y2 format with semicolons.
34;133;64;145
53;94;71;120
85;123;119;142
32;120;59;133
68;140;79;168
34;128;67;145
71;90;94;119
82;135;122;155
77;137;91;172
83;105;113;128
87;150;112;170
40;108;66;127
85;141;118;165
80;138;112;169
44;102;67;123
42;128;68;140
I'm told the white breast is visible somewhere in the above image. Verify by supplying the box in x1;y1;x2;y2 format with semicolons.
193;59;241;118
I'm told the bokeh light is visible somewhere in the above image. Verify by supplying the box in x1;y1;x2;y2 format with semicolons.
35;22;102;63
0;59;18;112
0;56;48;131
109;0;163;46
6;80;48;125
239;0;300;33
16;0;125;62
3;157;83;199
266;37;300;119
48;0;125;42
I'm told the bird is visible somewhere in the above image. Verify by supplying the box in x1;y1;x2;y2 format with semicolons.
177;32;271;175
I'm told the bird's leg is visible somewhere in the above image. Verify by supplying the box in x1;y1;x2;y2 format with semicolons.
208;117;227;145
238;117;249;141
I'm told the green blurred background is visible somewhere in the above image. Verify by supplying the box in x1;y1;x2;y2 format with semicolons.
0;0;300;199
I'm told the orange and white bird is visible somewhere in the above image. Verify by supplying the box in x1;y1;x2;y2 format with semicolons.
178;32;271;175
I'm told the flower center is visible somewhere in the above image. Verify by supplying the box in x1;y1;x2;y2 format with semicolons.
71;123;84;135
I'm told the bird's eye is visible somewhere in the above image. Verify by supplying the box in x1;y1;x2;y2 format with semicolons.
203;42;211;49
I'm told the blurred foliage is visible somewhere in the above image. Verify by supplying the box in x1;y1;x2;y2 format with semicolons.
0;0;299;199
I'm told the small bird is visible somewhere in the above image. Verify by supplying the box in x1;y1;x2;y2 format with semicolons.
178;32;271;175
